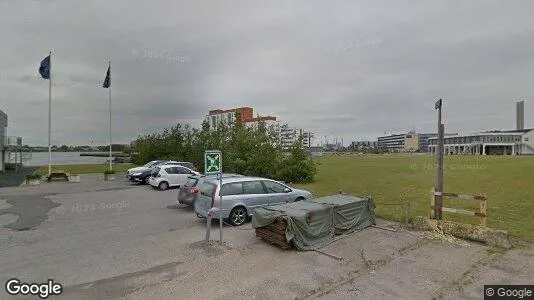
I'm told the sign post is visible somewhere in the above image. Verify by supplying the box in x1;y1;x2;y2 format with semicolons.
204;150;223;245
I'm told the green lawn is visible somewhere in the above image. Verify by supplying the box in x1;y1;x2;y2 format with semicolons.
295;154;534;240
35;164;135;176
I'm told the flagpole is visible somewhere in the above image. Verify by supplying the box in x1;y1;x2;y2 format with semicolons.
48;51;52;175
108;61;112;171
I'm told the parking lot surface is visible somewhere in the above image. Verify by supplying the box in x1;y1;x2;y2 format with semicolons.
0;174;532;299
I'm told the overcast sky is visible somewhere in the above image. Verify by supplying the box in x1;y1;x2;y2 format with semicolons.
1;0;533;146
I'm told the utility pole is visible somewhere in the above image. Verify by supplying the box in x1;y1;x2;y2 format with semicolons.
434;99;444;220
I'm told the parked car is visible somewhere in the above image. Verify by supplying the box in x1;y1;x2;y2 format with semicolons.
194;176;313;226
127;161;198;184
166;161;197;171
148;164;201;190
126;160;167;183
177;173;244;207
126;160;170;184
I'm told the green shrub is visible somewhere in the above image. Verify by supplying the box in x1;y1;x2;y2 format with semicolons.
5;163;16;171
104;169;115;174
26;174;41;180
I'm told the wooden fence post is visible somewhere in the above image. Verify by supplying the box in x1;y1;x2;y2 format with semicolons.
479;195;487;227
430;188;435;219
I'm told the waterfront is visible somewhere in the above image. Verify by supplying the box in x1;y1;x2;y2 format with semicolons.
8;152;112;166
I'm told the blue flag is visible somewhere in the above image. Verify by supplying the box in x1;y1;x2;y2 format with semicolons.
39;55;51;79
103;65;111;88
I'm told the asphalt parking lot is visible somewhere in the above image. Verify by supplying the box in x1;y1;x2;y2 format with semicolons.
0;174;532;299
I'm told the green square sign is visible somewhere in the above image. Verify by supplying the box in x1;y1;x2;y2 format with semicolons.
204;150;222;174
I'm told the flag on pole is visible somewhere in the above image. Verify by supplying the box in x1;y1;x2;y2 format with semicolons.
103;65;111;88
39;55;51;79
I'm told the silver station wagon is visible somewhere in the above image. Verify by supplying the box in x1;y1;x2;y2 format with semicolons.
194;176;313;226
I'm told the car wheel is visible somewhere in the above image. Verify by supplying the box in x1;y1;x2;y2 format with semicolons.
295;197;305;202
143;177;150;185
229;206;247;226
158;181;169;191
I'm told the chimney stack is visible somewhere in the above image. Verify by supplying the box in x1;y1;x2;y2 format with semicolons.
516;101;525;130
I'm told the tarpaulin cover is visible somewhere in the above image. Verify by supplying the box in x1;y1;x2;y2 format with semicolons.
309;194;376;234
252;201;334;251
252;194;376;250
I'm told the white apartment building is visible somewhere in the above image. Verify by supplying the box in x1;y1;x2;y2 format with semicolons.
280;124;314;150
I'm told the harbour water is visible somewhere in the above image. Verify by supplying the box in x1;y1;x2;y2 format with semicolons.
11;152;110;166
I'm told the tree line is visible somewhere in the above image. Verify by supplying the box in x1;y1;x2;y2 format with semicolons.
132;120;317;183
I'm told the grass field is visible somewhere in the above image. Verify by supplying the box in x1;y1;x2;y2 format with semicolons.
35;164;135;176
295;154;534;240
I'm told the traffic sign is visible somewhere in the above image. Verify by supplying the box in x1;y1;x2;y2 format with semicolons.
204;150;222;174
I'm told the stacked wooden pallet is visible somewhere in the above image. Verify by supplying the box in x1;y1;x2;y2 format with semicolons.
255;217;292;249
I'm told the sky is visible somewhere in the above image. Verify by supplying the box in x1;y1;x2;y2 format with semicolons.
0;0;533;146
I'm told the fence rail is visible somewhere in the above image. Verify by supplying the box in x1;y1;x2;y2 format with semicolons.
430;189;487;227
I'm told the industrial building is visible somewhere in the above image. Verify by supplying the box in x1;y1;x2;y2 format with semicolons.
0;109;6;171
428;101;533;155
428;129;534;155
377;131;452;152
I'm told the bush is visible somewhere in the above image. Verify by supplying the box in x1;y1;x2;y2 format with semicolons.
131;120;317;183
26;174;41;180
104;169;115;175
5;163;16;171
275;142;317;183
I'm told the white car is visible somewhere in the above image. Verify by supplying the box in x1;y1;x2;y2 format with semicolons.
148;164;201;190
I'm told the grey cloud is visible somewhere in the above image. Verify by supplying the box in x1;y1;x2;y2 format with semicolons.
0;0;533;145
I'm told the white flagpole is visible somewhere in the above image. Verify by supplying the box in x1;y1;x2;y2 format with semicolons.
108;61;112;171
48;51;52;175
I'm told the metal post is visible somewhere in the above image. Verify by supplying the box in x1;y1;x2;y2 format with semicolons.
108;61;113;171
219;170;223;245
48;51;52;176
435;99;444;220
204;212;212;244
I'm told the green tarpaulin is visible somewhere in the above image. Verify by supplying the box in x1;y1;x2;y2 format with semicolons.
252;201;334;251
252;194;376;251
310;194;376;235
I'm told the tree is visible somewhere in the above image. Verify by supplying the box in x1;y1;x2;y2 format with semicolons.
132;121;316;183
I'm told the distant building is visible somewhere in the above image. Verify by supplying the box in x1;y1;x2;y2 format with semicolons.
205;107;253;129
351;141;378;149
418;133;439;151
280;124;314;150
205;106;314;150
428;129;534;155
377;133;406;152
0;109;6;171
378;132;456;152
428;101;533;155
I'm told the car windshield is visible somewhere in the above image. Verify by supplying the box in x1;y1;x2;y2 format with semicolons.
143;161;155;168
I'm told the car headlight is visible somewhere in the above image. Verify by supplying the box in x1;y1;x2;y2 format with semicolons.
131;172;142;176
